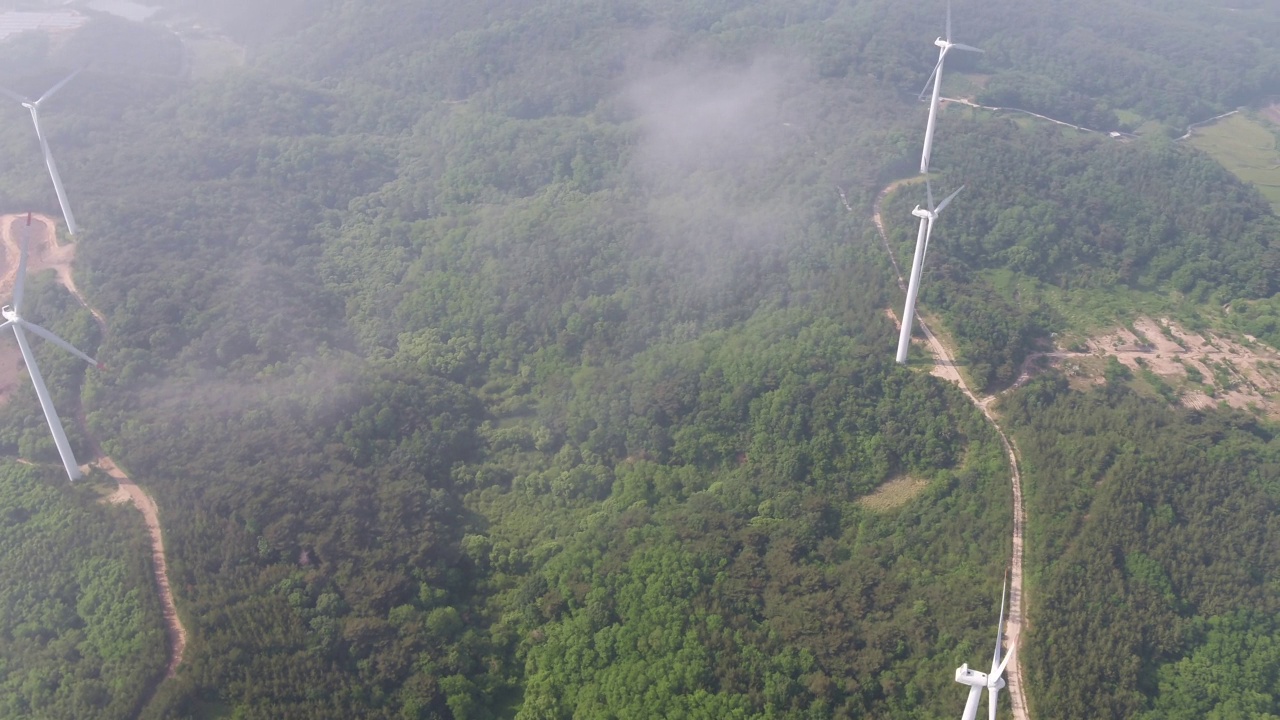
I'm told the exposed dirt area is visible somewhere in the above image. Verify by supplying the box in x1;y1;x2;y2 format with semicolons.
0;214;80;405
1043;316;1280;417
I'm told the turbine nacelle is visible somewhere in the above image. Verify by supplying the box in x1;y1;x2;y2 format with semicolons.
1;305;16;322
935;38;984;56
955;579;1013;720
894;182;964;364
955;663;989;687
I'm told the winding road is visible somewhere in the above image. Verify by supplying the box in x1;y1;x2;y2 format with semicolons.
864;186;1031;720
0;215;187;683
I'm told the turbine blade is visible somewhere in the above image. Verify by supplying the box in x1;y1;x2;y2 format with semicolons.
994;647;1012;680
923;215;937;262
962;685;982;720
0;320;12;331
12;324;81;480
951;42;985;54
926;178;936;213
13;219;29;314
989;687;1000;720
919;56;943;101
32;112;77;236
36;67;82;106
993;577;1008;672
946;0;953;42
0;86;27;104
935;185;965;214
21;321;99;368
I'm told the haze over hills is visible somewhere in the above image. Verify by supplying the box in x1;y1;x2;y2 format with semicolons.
0;1;1278;718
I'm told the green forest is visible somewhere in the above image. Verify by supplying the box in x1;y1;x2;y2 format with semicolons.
0;463;166;719
0;0;1277;718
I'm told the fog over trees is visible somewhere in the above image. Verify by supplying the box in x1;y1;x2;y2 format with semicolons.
0;0;1277;718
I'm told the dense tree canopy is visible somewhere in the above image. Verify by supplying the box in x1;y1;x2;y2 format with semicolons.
1006;377;1280;719
0;0;1278;717
0;463;166;719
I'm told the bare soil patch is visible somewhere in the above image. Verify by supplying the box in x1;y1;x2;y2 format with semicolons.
0;213;84;406
859;476;930;511
884;307;901;329
1262;103;1280;126
1035;316;1280;417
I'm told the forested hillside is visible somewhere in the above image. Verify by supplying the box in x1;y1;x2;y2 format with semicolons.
0;0;1278;718
881;120;1280;390
0;463;166;719
1006;377;1280;719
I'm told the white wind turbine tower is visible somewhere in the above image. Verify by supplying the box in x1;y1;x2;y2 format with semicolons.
896;181;963;364
1;213;102;480
1;69;84;235
919;0;983;174
955;579;1013;720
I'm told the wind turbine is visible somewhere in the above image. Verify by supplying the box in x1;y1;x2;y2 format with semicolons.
1;69;83;235
896;181;963;364
1;213;101;480
919;0;983;174
955;579;1013;720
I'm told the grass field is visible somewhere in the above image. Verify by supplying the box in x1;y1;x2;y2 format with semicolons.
858;476;931;511
1189;113;1280;212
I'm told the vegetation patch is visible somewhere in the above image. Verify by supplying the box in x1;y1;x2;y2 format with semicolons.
858;476;931;511
1188;113;1280;211
1024;316;1280;417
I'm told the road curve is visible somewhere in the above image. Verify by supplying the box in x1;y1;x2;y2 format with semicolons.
864;187;1032;720
98;456;187;678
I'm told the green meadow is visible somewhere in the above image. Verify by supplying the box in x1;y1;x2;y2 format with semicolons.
1189;113;1280;211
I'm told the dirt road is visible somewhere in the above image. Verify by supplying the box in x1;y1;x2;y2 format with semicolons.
0;213;188;681
866;186;1032;720
100;456;187;678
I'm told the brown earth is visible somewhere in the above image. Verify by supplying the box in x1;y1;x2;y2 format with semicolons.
0;213;188;683
1036;316;1280;417
1261;103;1280;126
95;455;187;678
0;214;80;403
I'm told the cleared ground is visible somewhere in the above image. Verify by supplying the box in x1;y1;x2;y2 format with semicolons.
858;476;931;511
0;214;82;405
1030;316;1280;418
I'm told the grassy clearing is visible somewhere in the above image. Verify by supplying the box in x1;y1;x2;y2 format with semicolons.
859;476;931;512
184;36;246;80
981;267;1210;336
1189;113;1280;212
944;72;990;99
1115;109;1146;128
